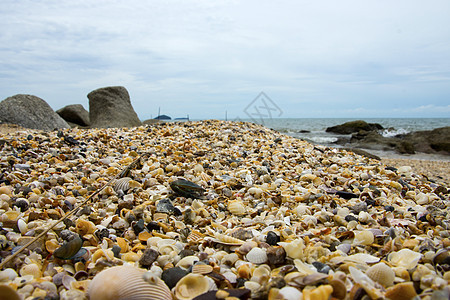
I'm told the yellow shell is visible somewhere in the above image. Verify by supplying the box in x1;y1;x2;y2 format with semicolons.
76;219;97;236
192;264;213;275
116;237;129;253
302;284;333;300
278;239;305;260
365;262;395;287
227;200;246;216
88;265;172;300
0;284;21;300
45;239;60;253
187;230;205;244
352;230;374;246
0;186;12;196
174;273;211;300
122;251;141;262
384;282;417;300
19;263;41;279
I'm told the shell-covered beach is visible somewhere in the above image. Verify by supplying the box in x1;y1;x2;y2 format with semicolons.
0;120;449;299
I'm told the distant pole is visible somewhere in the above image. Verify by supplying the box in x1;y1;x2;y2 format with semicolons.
225;110;228;121
187;114;189;121
158;107;161;123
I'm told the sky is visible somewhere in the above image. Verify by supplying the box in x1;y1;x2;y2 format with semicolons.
1;0;450;120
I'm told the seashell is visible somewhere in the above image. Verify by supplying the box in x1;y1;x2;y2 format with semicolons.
53;234;83;260
302;284;333;300
384;282;417;300
88;265;172;300
122;251;141;262
227;200;246;216
329;278;347;300
274;286;303;300
213;232;245;246
250;264;271;284
175;255;199;269
3;210;20;221
0;284;21;300
92;248;115;263
116;237;129;253
0;186;12;196
19;263;41;279
0;268;18;281
17;218;27;234
138;231;152;242
170;179;205;198
388;248;423;269
76;219;97;236
113;177;132;193
279;239;305;260
192;264;213;275
246;247;267;264
365;262;395;287
293;260;317;276
352;230;374;246
174;273;211;300
237;263;252;279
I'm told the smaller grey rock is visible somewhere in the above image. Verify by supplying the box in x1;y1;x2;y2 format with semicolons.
56;104;90;127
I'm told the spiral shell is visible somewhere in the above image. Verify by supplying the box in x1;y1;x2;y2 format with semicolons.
213;232;245;246
76;219;97;236
246;247;268;264
227;200;246;216
174;273;212;300
365;262;395;287
88;265;172;300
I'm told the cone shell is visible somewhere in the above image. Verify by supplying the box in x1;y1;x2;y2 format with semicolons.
88;265;172;300
246;247;268;264
213;232;245;246
365;262;395;287
174;273;211;300
227;200;246;216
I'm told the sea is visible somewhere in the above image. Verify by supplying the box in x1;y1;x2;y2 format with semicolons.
239;118;450;160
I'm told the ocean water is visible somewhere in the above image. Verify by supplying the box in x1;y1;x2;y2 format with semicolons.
244;118;450;160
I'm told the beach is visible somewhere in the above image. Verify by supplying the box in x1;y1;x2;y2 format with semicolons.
0;120;448;299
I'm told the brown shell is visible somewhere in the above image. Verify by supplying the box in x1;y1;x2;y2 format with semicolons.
88;265;172;300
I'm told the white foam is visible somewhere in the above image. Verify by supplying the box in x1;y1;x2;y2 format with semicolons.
381;128;409;137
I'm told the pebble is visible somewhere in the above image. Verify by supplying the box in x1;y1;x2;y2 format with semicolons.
0;120;448;299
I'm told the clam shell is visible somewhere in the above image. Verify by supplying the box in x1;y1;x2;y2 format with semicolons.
88;265;172;300
365;262;395;287
192;264;213;275
19;263;41;279
388;249;423;269
384;282;417;300
227;200;246;216
114;177;132;193
246;247;268;264
174;273;212;300
352;230;374;246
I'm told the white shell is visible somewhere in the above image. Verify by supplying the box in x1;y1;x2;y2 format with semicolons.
388;249;423;269
174;273;211;300
366;262;395;287
88;266;172;300
279;239;305;260
246;247;267;264
278;286;303;300
175;255;200;269
228;200;246;216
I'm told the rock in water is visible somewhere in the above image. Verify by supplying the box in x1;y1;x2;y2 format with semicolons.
56;104;90;127
88;86;142;128
0;94;70;130
326;120;383;134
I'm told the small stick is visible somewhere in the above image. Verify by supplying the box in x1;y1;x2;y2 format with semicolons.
0;153;148;270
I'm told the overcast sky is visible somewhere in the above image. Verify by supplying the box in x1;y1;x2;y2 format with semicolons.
1;0;449;120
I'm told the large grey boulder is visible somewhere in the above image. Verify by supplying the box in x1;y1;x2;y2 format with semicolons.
88;86;142;128
0;94;70;130
56;104;90;127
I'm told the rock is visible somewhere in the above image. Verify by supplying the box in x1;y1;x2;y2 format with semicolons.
0;94;70;130
404;127;450;154
56;104;90;127
326;120;383;134
87;86;142;128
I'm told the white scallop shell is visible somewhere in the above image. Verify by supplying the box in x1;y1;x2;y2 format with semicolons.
246;247;267;264
114;177;132;193
365;262;395;287
88;265;172;300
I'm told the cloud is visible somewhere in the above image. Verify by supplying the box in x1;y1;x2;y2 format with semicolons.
0;0;449;118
